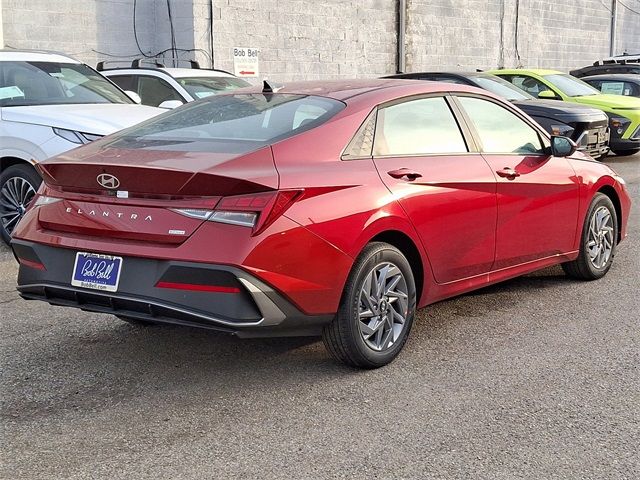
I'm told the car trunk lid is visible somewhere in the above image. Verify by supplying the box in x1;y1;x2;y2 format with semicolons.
36;143;279;244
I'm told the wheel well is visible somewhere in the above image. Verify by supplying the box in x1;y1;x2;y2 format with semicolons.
1;157;35;174
371;230;424;304
598;185;622;243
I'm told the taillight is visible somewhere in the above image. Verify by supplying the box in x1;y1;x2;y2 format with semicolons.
173;190;302;235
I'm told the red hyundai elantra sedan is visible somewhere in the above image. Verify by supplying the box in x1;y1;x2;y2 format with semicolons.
11;79;630;368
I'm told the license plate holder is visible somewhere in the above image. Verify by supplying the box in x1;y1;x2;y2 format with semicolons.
71;252;123;292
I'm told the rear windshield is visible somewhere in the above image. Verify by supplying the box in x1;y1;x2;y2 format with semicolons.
472;75;533;101
108;93;344;152
177;76;251;99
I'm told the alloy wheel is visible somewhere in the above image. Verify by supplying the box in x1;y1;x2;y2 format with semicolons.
586;205;614;269
0;176;37;237
358;262;409;352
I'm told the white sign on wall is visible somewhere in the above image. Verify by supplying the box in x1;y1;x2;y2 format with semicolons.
233;47;259;78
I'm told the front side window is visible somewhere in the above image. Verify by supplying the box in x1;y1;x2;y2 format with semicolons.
108;74;136;92
597;80;639;96
137;76;183;106
501;74;553;97
373;97;468;156
107;93;344;152
458;96;544;154
0;61;133;106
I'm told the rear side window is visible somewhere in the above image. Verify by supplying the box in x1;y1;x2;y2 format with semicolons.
458;96;544;154
373;97;468;156
108;94;345;151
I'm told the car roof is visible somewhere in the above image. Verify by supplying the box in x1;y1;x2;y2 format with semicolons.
385;71;484;80
0;49;81;64
232;78;490;102
158;68;236;78
493;68;562;76
581;73;640;82
102;67;238;79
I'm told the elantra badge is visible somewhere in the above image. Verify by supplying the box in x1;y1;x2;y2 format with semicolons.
97;173;120;189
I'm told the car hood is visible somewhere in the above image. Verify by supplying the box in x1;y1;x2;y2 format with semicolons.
0;104;165;135
571;94;640;110
512;99;608;122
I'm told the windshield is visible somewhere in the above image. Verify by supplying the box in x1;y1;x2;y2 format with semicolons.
544;74;600;97
472;75;533;101
108;93;345;152
0;61;133;107
176;76;251;99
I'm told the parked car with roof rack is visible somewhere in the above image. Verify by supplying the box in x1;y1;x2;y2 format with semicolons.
0;50;164;244
98;59;251;108
491;69;640;157
582;74;640;98
385;71;610;159
570;55;640;78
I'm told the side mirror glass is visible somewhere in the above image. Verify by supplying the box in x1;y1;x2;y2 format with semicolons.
551;135;577;157
538;90;558;100
125;91;142;104
158;100;184;109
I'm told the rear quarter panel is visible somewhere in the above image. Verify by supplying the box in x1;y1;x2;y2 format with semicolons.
273;104;437;308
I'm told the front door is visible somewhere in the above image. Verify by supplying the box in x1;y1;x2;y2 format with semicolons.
455;95;580;269
372;95;498;284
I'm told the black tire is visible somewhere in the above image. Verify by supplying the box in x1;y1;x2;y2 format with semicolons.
0;164;42;245
116;315;159;327
562;193;618;280
322;242;417;368
611;148;640;157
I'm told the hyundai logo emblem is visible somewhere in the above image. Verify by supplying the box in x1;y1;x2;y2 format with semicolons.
97;173;120;189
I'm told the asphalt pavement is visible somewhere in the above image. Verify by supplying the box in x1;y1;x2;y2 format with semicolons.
1;154;638;479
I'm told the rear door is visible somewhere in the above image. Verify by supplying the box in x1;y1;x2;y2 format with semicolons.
371;95;497;284
453;94;580;269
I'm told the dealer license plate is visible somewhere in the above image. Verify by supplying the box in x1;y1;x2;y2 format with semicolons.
71;252;123;292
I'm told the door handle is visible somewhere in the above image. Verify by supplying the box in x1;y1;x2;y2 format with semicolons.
387;168;423;181
496;167;520;179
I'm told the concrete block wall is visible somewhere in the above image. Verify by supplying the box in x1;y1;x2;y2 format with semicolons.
0;0;196;68
211;0;397;80
1;0;639;79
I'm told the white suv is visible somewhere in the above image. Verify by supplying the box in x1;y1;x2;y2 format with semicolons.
99;59;250;108
0;50;164;244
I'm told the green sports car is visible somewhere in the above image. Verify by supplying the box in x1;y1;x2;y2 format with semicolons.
491;69;640;156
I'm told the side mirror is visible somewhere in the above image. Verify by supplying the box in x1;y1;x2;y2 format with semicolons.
551;135;577;157
158;100;184;109
125;91;142;104
538;90;559;100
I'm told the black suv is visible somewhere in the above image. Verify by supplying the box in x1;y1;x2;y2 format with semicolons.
385;72;610;159
570;57;640;78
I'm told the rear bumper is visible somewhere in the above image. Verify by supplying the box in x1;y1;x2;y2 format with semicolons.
12;240;332;337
